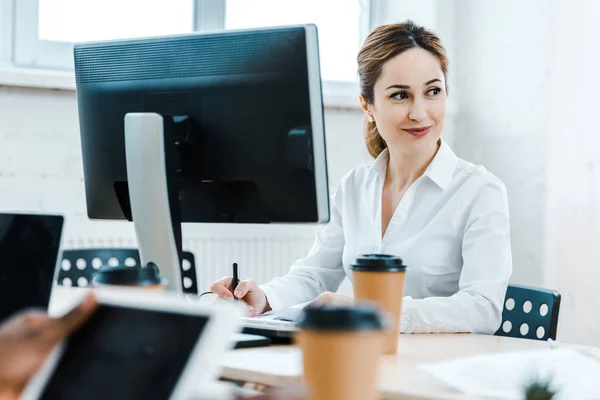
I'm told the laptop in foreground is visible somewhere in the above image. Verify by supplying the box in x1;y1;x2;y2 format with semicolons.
0;212;64;321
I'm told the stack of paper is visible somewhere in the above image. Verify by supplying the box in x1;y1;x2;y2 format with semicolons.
419;348;600;399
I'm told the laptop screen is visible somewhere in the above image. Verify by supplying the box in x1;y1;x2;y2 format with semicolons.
0;213;64;321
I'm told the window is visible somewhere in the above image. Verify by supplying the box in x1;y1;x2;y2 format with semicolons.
225;0;369;83
13;0;196;69
8;0;373;101
38;0;194;43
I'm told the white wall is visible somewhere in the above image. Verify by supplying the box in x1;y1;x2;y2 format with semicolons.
0;86;130;242
451;0;552;286
544;0;600;347
447;0;600;346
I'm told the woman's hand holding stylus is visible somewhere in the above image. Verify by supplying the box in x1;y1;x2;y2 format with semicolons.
209;277;271;316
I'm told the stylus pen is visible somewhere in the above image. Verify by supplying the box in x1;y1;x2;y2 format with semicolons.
232;262;239;302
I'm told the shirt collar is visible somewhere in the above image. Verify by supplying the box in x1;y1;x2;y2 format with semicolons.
424;139;458;190
371;148;389;179
369;139;458;191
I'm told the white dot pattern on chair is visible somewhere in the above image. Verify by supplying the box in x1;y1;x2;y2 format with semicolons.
77;277;88;287
63;278;73;287
520;323;529;336
539;303;549;317
536;326;545;339
108;257;119;267
124;257;137;267
92;258;103;269
502;320;512;333
182;259;192;271
76;259;87;270
522;300;532;313
184;277;193;289
61;260;71;271
505;298;515;311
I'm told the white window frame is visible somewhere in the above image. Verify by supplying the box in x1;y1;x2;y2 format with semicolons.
3;0;385;107
13;0;74;69
0;0;14;65
194;0;225;32
12;0;220;70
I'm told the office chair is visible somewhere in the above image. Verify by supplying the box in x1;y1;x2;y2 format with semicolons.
58;248;198;295
495;284;561;341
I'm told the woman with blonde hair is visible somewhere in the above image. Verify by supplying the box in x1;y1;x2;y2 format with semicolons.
211;20;512;334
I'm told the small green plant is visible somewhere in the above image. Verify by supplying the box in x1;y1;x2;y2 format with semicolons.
524;378;557;400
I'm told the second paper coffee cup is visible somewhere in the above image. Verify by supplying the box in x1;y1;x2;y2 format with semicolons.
296;304;387;400
351;254;407;354
92;262;165;291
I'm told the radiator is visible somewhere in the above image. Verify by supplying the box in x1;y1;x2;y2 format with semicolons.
63;222;316;291
183;236;314;290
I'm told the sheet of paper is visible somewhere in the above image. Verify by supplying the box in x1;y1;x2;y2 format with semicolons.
289;301;311;310
257;307;303;322
419;348;600;399
221;347;303;377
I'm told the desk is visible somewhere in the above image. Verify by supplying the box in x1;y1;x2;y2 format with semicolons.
221;333;600;400
49;286;600;399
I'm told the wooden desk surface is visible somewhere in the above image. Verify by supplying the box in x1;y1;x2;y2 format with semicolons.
221;333;600;400
49;286;600;399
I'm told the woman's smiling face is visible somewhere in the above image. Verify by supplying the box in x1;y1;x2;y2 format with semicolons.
362;47;447;157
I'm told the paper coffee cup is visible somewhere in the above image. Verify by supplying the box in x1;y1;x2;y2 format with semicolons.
351;254;407;354
92;262;165;291
296;304;387;400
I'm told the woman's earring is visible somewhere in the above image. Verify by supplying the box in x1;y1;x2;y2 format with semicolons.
367;113;374;123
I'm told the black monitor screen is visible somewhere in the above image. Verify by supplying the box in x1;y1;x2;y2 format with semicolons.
0;213;64;321
74;25;329;224
40;305;209;400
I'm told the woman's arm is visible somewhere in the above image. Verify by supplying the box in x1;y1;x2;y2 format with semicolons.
260;184;347;310
401;177;512;334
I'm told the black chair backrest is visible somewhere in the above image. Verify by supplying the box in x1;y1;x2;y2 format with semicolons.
495;284;561;341
58;248;198;295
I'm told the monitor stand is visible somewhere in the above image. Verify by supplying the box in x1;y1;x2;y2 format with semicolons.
123;112;184;293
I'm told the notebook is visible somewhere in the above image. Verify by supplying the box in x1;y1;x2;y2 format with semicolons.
0;212;64;321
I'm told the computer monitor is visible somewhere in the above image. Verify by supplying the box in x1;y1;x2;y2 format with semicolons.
74;25;330;292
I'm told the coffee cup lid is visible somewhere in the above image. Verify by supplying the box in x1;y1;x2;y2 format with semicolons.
297;304;388;332
93;262;163;286
350;254;406;272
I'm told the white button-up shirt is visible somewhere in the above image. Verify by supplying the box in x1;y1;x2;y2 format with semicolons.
261;140;512;334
